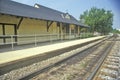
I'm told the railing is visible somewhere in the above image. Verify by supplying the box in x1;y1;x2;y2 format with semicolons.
0;33;94;49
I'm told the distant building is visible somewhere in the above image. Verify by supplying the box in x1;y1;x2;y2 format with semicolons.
0;0;89;45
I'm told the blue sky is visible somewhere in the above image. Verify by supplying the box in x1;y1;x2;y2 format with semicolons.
12;0;120;29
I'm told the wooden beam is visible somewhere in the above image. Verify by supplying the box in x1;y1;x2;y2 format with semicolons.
17;17;23;29
0;23;16;25
2;24;6;43
14;24;17;43
47;21;53;32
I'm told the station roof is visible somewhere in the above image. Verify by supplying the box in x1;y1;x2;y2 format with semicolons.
0;0;89;28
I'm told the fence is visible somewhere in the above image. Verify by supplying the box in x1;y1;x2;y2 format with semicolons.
0;33;94;49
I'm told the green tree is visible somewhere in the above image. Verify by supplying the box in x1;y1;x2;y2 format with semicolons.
80;7;113;35
112;29;120;34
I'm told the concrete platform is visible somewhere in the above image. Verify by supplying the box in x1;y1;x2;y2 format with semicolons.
0;36;105;65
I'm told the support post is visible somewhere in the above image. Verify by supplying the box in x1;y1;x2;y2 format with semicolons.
35;34;37;46
69;25;71;40
11;35;14;49
14;24;17;44
2;24;6;43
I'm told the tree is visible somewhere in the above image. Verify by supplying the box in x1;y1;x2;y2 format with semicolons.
112;29;120;34
80;7;113;35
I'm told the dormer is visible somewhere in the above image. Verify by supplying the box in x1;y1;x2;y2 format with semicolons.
65;13;70;19
34;3;40;8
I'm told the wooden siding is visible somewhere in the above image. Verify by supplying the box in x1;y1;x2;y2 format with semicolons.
0;14;82;45
0;14;20;24
17;18;59;44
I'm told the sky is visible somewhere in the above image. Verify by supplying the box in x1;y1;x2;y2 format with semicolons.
12;0;120;29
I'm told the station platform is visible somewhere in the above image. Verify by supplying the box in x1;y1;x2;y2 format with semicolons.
0;36;105;65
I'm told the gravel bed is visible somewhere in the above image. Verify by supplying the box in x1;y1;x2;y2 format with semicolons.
31;40;110;80
96;37;120;80
0;39;103;80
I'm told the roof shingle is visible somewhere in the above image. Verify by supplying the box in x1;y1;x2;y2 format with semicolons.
0;0;89;27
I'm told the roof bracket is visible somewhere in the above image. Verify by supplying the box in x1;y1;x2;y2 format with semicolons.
17;17;23;29
47;21;53;32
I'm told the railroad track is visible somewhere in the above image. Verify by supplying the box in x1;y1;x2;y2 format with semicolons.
86;39;115;80
0;36;115;80
0;37;104;76
17;37;115;80
91;37;120;80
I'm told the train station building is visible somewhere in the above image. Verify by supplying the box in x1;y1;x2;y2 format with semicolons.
0;0;89;45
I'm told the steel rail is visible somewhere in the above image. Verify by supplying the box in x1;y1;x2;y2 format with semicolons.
19;38;108;80
86;38;115;80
